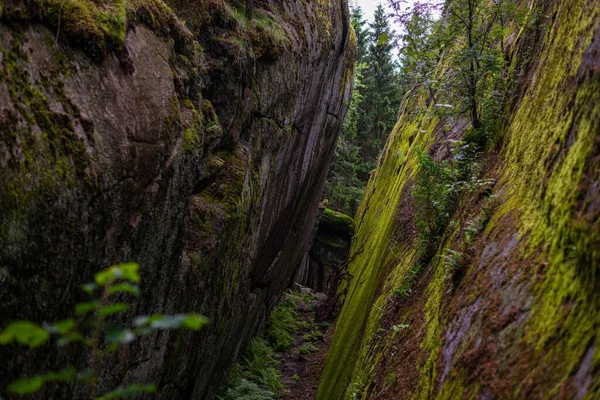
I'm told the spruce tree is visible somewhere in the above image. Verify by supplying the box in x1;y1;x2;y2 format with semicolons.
323;5;369;214
324;4;404;214
350;5;368;63
358;4;401;177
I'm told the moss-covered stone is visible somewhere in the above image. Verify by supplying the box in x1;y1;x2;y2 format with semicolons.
1;0;193;61
319;0;600;399
320;208;355;235
0;1;355;399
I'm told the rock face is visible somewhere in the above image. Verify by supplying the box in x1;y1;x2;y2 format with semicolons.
319;0;600;399
0;0;354;398
296;208;354;291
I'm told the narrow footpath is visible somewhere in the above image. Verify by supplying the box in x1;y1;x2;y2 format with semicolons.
279;292;335;399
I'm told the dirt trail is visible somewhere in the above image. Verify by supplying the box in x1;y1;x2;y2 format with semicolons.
279;306;334;399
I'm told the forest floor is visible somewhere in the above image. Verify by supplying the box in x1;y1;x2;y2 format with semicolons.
279;298;334;399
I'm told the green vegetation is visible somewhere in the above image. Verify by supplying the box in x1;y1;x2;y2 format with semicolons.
302;330;324;343
321;0;600;399
324;5;403;215
0;0;188;60
0;263;208;398
384;372;398;387
392;0;524;138
265;298;300;352
295;342;317;356
411;149;455;260
220;289;330;399
219;297;302;399
321;208;355;231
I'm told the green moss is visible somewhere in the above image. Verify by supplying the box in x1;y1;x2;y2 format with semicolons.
414;255;447;399
318;93;440;398
1;0;190;61
321;1;600;399
0;37;88;212
322;208;355;228
497;0;600;394
181;100;203;151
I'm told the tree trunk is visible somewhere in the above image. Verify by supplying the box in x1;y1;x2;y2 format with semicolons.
467;0;481;129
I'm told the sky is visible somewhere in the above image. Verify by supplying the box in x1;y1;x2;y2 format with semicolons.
352;0;416;31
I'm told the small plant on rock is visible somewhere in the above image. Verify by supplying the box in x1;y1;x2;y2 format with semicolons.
412;148;455;261
441;248;465;279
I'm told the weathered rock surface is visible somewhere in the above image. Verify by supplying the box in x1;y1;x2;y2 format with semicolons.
0;0;354;398
319;0;600;399
296;207;354;291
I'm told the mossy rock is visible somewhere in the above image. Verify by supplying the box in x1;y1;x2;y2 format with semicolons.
310;234;351;268
319;208;355;236
1;0;192;61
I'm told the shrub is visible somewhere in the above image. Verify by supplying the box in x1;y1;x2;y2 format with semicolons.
441;248;465;279
412;148;455;261
392;263;424;299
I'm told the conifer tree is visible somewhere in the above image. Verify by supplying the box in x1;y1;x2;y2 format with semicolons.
324;5;369;214
358;4;401;175
324;4;404;214
350;5;368;63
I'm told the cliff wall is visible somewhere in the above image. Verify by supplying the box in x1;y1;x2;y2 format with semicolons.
0;0;354;398
319;0;600;398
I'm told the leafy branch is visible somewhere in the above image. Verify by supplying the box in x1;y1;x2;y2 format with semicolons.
0;263;209;398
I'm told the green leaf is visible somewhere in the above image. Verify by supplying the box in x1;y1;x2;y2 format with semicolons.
133;315;163;328
8;368;76;395
75;302;99;315
98;303;129;318
133;314;208;331
94;268;114;286
133;327;153;336
96;383;157;399
107;283;139;296
42;367;76;382
106;327;136;344
148;315;184;329
182;314;209;331
8;376;44;394
118;263;140;283
95;263;140;286
54;319;75;334
0;321;50;348
81;283;98;295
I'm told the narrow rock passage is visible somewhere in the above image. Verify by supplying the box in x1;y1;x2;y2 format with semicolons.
278;296;334;399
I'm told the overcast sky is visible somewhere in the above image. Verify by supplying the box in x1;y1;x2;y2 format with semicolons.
351;0;415;32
